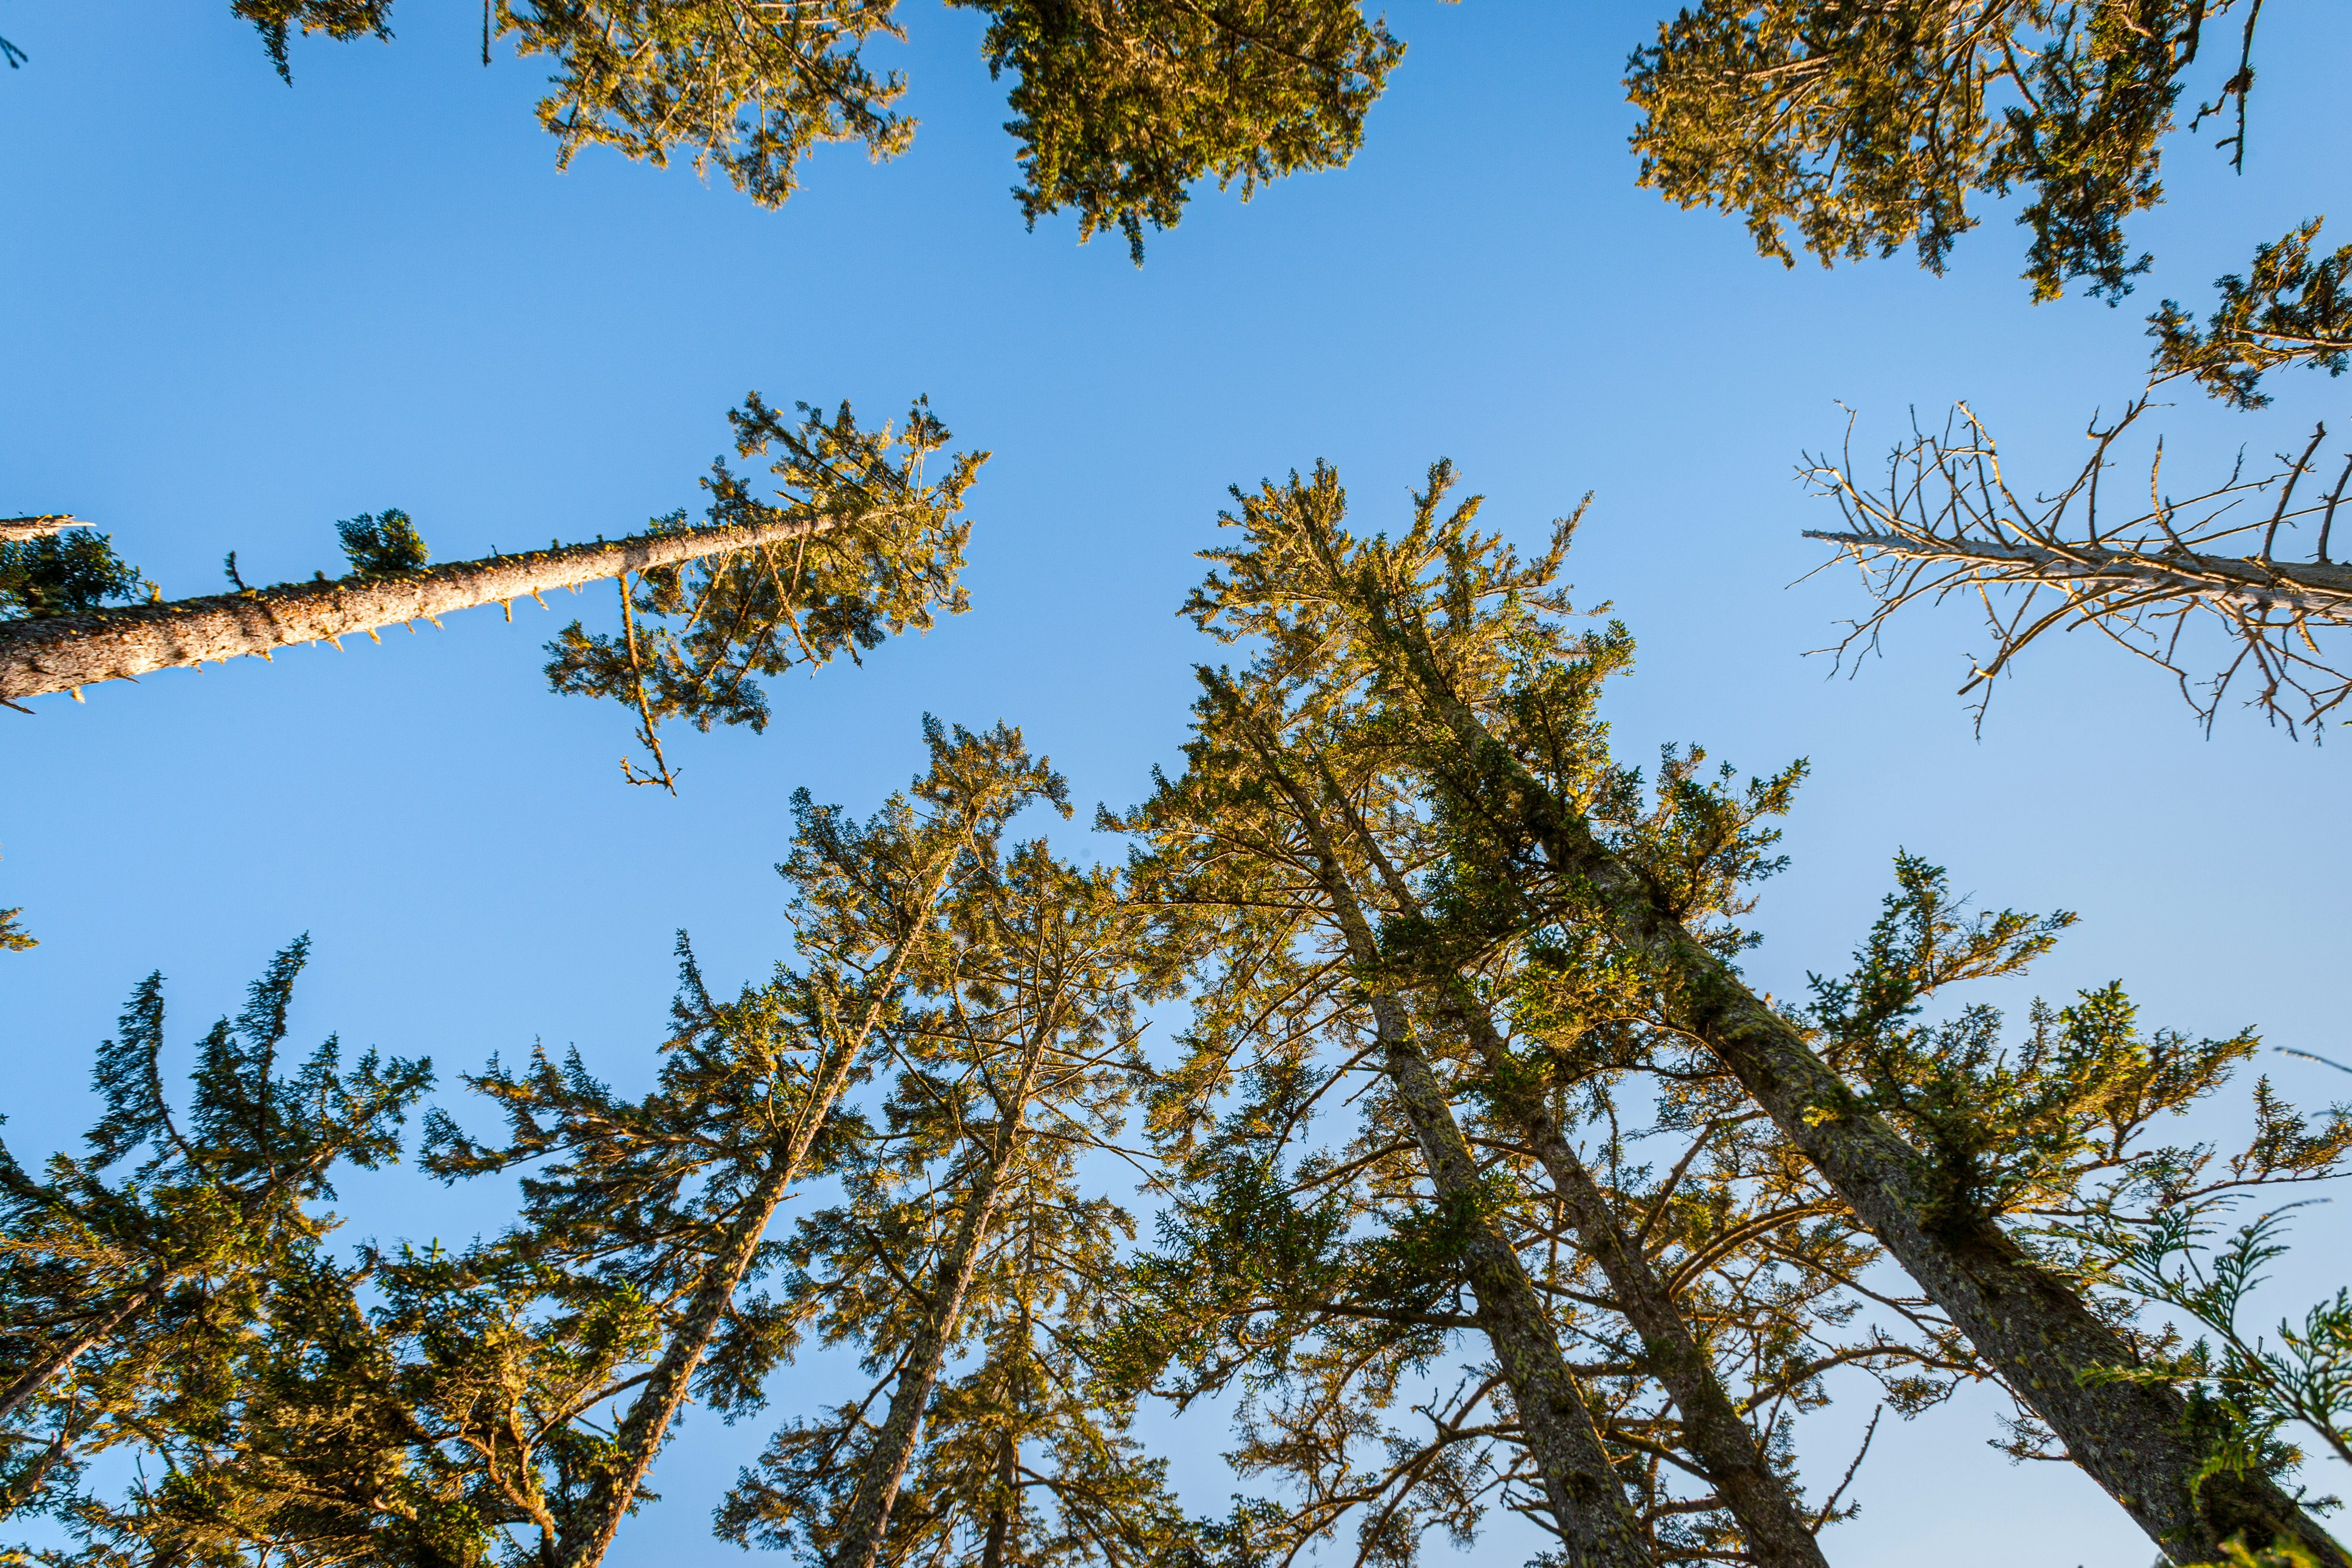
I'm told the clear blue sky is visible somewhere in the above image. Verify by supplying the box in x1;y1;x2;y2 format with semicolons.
5;4;2349;1564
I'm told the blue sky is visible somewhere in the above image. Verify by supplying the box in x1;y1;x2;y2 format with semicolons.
5;4;2350;1564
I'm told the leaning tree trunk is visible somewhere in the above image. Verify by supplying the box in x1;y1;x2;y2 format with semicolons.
1374;604;2348;1568
831;1115;1026;1568
1448;997;1828;1568
1368;994;1655;1568
0;1265;169;1429
557;851;965;1568
1281;766;1816;1564
0;511;854;703
1293;760;1830;1568
0;516;78;544
1225;697;1653;1567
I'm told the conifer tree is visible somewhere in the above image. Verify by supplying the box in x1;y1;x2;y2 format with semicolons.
1109;670;1656;1566
1186;456;2352;1565
719;832;1182;1568
1626;0;2249;303
1;397;978;786
228;1;1401;262
0;939;431;1529
46;721;1061;1568
1623;1;2347;408
1107;585;1970;1563
400;720;1058;1568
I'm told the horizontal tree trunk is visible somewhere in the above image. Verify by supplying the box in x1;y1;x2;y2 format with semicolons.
1803;527;2352;617
1;512;852;703
0;516;79;544
1379;610;2349;1568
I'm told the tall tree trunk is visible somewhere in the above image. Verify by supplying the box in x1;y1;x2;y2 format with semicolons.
558;855;962;1568
0;510;855;702
1307;773;1828;1568
832;992;1067;1568
1449;999;1828;1568
1224;718;1651;1567
559;1161;796;1568
1373;606;2348;1568
0;1265;167;1429
1369;997;1653;1568
832;1142;1017;1568
978;1425;1014;1568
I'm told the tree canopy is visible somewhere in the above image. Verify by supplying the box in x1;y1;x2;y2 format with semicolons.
224;0;1405;262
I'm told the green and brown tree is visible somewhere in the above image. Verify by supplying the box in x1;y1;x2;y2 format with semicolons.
1627;0;2246;302
1102;507;1992;1567
2;396;978;787
0;939;431;1532
1171;454;2352;1565
1625;1;2351;408
230;1;1404;262
1107;673;1659;1567
718;824;1184;1568
45;720;1060;1568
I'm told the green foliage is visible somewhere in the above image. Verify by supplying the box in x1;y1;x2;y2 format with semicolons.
1625;1;2233;302
235;1;1399;255
54;722;1071;1566
2070;1201;2352;1483
0;940;431;1533
719;833;1177;1568
230;0;393;82
1117;462;1986;1564
2151;218;2352;407
2193;1538;2333;1568
1802;858;2352;1240
0;910;31;952
336;508;430;580
1137;453;2352;1563
960;0;1404;263
495;0;913;209
543;396;981;744
0;529;151;620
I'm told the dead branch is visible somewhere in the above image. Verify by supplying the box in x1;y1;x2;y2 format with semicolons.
1800;392;2352;737
0;517;82;544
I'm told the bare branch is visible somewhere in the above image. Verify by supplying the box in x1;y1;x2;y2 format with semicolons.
1802;394;2352;736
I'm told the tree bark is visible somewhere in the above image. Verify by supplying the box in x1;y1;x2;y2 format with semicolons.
1802;526;2352;618
1236;732;1651;1567
0;511;854;703
1299;759;1830;1567
0;516;78;544
0;1267;168;1429
832;992;1065;1568
1449;1001;1829;1568
1376;605;2349;1568
558;851;963;1568
832;1134;1020;1568
1369;998;1654;1568
978;1425;1015;1568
